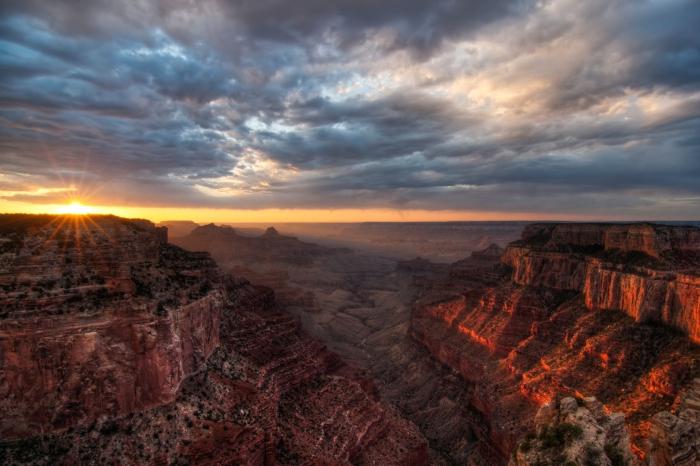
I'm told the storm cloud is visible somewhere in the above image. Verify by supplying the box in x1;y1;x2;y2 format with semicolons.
1;0;699;218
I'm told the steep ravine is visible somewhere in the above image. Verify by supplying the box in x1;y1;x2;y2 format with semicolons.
255;223;700;465
163;221;700;465
261;252;504;465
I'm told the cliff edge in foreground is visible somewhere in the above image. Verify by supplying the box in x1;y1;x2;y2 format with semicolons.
0;214;428;465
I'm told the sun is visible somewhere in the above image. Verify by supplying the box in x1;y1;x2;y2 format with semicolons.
55;201;94;215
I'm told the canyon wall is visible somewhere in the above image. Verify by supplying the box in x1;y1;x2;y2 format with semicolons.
0;293;222;438
502;223;700;344
0;214;429;465
0;215;223;438
409;223;700;464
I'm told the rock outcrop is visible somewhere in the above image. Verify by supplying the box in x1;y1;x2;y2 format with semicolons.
647;378;700;466
408;223;700;464
0;214;222;438
510;396;637;466
0;214;429;465
501;223;700;344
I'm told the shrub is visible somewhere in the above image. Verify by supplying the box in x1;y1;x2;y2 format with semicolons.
539;423;583;449
605;444;626;466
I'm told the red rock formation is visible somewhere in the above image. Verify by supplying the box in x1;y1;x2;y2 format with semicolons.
0;294;222;438
521;222;700;258
0;214;428;465
0;214;222;438
409;223;700;463
502;223;700;344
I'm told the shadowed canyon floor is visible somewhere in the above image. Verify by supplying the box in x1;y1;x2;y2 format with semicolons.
172;224;509;464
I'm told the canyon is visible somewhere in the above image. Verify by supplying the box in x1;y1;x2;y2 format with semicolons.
0;215;427;465
1;216;699;465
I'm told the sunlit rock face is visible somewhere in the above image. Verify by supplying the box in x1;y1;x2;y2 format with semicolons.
409;223;700;463
502;223;700;344
0;214;428;465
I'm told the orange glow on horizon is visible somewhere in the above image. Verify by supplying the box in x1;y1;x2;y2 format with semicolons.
53;201;95;215
0;199;637;223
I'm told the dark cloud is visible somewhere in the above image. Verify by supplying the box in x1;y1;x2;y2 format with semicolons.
0;0;699;218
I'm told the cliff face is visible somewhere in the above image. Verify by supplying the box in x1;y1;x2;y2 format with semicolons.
0;295;222;438
0;214;222;438
0;215;428;465
502;223;700;344
409;223;700;464
520;223;700;258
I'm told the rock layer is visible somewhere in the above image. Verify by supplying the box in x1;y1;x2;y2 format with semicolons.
0;215;429;465
502;223;700;344
0;214;222;438
408;223;700;464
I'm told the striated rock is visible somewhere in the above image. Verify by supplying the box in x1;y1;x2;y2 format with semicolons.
502;223;700;344
647;378;700;466
0;293;222;438
0;277;428;466
409;222;700;463
510;396;638;466
521;223;700;258
0;214;222;438
0;214;428;465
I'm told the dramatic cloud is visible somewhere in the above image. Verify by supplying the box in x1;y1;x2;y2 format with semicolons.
1;0;699;218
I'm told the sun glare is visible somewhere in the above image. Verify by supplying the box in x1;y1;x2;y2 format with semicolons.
55;201;93;215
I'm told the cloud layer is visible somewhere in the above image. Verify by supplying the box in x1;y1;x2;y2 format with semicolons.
1;0;699;218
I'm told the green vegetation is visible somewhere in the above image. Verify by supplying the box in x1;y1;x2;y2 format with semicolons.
538;422;583;449
584;443;602;466
0;437;70;463
605;443;626;466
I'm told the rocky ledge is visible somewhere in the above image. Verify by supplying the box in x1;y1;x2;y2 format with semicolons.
501;223;700;344
510;395;638;466
408;224;700;465
0;215;428;465
0;214;222;438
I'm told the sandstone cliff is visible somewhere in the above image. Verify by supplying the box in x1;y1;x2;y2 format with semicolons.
0;215;428;465
502;223;700;343
0;214;222;438
408;223;700;464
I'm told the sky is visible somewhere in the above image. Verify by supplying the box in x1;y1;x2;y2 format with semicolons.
1;0;699;222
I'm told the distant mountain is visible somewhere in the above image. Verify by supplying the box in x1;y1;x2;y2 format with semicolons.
156;220;200;238
171;223;348;267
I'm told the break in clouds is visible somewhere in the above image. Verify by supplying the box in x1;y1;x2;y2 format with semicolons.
1;0;699;218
